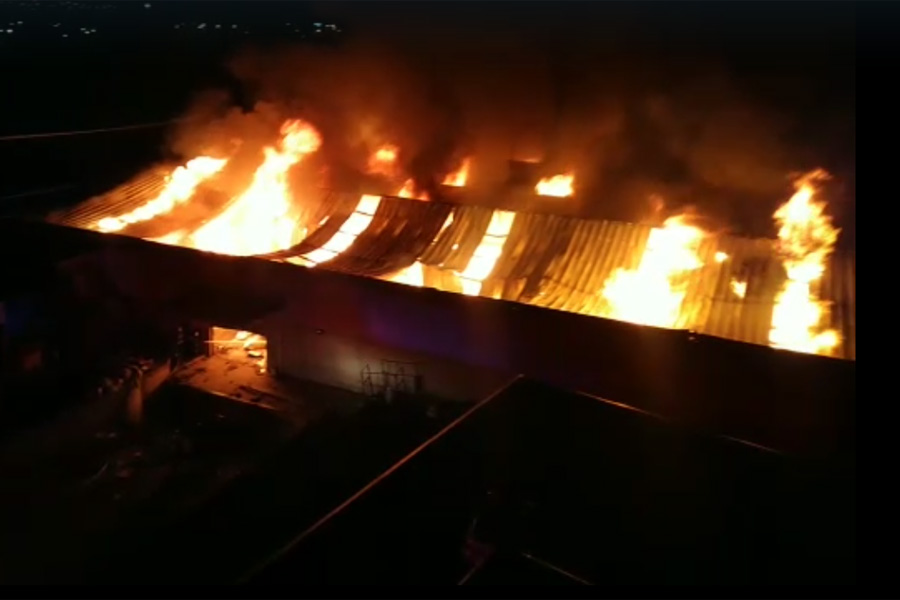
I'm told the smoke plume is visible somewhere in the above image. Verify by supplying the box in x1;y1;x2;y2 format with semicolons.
166;2;854;240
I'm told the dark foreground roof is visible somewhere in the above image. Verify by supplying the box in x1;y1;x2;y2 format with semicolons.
246;377;854;585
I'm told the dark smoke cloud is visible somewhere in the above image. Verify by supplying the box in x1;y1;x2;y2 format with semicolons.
167;1;854;241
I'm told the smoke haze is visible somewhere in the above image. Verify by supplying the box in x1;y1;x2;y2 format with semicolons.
167;1;855;243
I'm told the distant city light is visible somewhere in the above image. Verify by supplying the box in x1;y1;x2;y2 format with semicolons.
144;2;152;8
198;23;206;30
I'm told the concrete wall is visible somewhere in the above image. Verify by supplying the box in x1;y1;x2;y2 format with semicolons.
127;360;172;424
26;225;854;457
264;307;511;402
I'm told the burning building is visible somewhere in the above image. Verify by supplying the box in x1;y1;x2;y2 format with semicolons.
0;4;855;583
2;141;855;582
32;115;855;457
48;119;855;362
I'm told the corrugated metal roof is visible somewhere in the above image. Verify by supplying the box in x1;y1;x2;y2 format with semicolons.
48;165;174;230
262;192;363;260
316;196;453;278
420;205;494;271
49;183;856;361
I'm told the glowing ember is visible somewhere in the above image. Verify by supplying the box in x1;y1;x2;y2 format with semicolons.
731;279;748;299
715;251;729;263
442;159;470;187
769;170;840;355
188;119;322;256
600;216;706;328
458;210;516;296
535;173;574;198
302;194;382;265
96;157;228;233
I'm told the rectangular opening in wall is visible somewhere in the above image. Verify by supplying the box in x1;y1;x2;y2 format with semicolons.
209;327;267;373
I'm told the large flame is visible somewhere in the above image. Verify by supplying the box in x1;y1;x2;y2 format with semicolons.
600;216;706;328
458;210;516;296
77;120;852;360
535;173;574;197
95;156;228;233
187;119;322;256
442;159;470;187
769;171;841;355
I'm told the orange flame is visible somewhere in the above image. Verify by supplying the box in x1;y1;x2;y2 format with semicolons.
458;210;516;296
442;159;470;187
368;144;399;178
211;327;267;372
388;261;425;287
535;173;574;197
149;229;189;246
397;179;428;201
600;215;706;328
769;171;840;355
96;156;228;233
187;119;322;256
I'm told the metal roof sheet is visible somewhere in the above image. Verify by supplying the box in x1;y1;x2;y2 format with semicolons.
49;183;856;360
48;165;174;231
